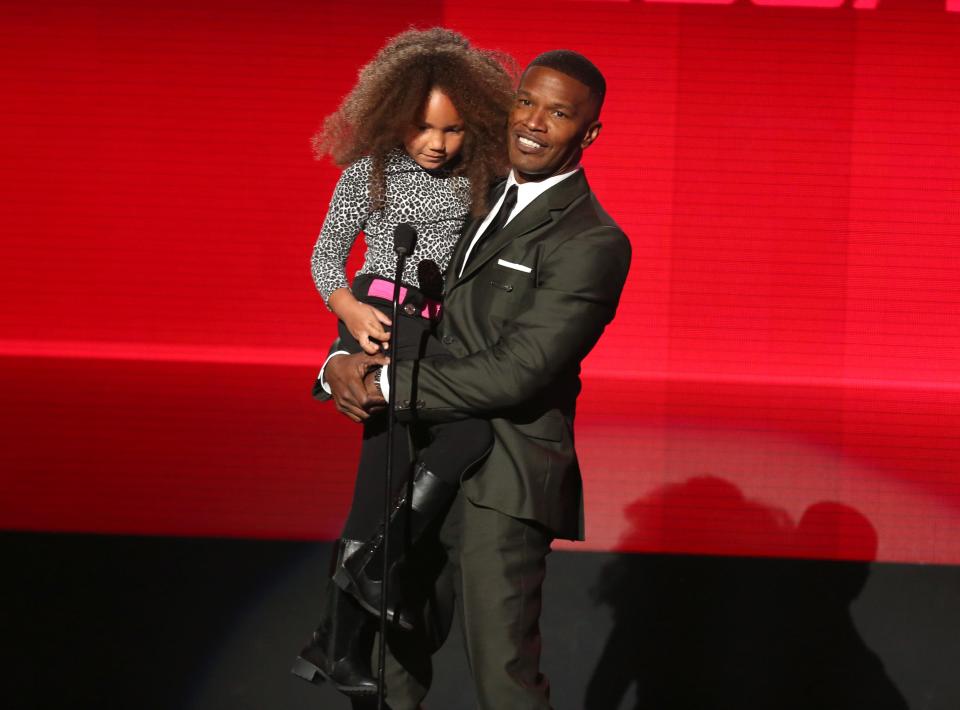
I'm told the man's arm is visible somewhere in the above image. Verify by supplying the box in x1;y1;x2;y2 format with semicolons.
394;226;631;419
312;338;349;402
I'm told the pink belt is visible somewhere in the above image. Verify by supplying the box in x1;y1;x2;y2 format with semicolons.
367;278;442;320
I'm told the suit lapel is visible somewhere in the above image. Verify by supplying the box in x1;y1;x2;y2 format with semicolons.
445;182;506;290
451;170;591;289
445;216;483;291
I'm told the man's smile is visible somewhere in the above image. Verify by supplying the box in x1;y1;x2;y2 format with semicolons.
515;132;547;152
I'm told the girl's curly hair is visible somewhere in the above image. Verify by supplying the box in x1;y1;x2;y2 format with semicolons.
314;28;517;217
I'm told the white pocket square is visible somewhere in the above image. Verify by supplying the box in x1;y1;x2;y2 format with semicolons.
497;258;532;273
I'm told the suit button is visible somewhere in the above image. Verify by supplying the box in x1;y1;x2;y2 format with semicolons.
403;303;417;316
441;335;455;345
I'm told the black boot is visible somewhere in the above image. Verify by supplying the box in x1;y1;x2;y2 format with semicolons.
291;540;378;696
334;462;457;631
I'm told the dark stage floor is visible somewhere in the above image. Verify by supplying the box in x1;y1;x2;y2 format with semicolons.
3;532;958;710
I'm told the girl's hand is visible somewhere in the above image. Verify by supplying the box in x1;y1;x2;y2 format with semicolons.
344;302;392;354
328;288;392;355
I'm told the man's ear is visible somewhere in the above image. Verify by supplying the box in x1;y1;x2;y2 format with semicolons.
581;121;602;150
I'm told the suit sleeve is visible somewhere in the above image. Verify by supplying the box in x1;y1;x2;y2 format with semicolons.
394;225;631;418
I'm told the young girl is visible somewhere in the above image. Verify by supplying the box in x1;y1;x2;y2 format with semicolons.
293;29;516;696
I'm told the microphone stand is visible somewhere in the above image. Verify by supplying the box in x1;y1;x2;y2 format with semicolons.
377;225;416;710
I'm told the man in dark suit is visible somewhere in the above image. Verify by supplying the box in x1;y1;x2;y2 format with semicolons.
325;50;631;709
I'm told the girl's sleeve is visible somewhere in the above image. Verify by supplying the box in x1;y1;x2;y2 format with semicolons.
310;160;371;305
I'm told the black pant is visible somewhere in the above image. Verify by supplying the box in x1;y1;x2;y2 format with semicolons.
338;276;492;540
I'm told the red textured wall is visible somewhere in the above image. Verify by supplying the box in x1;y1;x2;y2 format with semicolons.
2;0;959;564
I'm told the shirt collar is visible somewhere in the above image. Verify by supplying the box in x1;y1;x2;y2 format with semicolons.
505;166;581;204
481;166;582;235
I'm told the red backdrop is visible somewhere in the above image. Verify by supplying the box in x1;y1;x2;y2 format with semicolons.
2;0;959;564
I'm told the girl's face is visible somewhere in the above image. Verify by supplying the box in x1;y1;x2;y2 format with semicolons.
403;89;465;170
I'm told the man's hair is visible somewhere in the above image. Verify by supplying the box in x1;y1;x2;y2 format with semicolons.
526;50;606;115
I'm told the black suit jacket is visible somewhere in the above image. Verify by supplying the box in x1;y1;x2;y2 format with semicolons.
393;170;631;540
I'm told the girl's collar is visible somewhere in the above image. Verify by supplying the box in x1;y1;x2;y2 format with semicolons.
391;149;460;177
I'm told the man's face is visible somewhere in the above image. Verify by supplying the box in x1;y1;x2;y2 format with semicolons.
508;66;602;183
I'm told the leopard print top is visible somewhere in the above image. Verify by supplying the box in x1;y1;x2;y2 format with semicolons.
311;151;471;304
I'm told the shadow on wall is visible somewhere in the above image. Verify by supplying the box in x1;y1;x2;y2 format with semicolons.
586;476;908;710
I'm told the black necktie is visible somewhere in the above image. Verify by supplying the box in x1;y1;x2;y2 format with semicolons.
468;184;518;265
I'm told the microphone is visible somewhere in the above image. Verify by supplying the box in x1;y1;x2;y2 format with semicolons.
376;220;418;708
393;223;417;256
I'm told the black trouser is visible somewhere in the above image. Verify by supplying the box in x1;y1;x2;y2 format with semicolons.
338;275;492;540
375;492;555;709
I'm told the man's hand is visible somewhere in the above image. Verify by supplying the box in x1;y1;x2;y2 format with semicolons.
325;351;389;422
